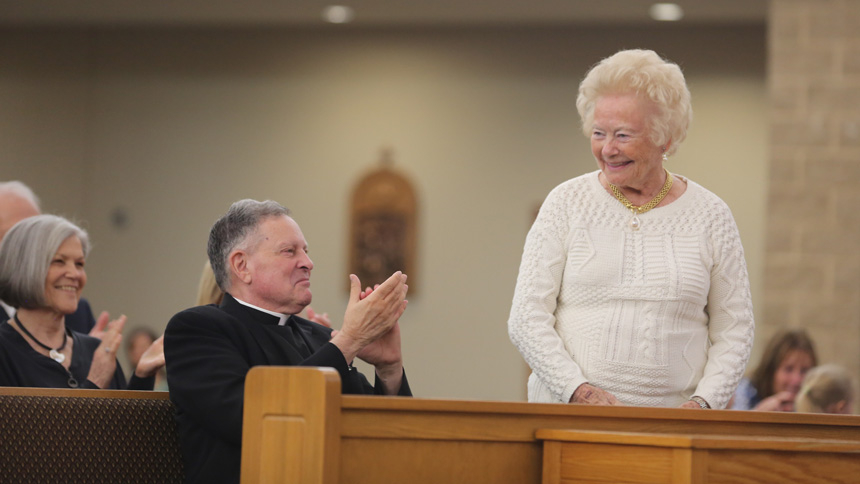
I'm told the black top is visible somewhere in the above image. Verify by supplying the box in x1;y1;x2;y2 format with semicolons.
1;297;96;334
0;320;153;390
64;297;97;334
164;293;411;484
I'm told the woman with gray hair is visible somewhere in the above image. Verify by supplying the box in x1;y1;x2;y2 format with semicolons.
0;214;161;389
509;49;754;409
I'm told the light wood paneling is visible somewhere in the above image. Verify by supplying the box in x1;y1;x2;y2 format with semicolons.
240;366;342;484
240;368;860;484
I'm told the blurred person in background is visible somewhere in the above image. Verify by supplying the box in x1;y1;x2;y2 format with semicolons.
126;327;167;391
795;364;855;415
731;329;817;412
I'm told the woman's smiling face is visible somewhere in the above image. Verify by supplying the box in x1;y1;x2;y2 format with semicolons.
43;236;86;316
590;93;666;193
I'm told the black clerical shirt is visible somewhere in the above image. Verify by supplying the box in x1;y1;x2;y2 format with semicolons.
164;293;411;484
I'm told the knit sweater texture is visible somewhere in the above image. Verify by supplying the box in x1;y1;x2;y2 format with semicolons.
508;171;754;409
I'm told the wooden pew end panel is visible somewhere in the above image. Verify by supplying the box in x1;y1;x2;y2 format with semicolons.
241;366;342;484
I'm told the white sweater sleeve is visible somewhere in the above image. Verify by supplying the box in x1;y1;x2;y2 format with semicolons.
693;199;755;409
508;187;586;403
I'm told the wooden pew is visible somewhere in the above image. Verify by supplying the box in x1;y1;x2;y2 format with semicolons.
240;367;860;484
0;387;184;483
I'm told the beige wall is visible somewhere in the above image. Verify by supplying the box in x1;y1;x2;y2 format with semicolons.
765;0;860;391
0;25;767;400
0;31;90;216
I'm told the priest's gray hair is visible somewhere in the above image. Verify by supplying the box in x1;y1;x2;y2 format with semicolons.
0;214;89;309
208;199;291;292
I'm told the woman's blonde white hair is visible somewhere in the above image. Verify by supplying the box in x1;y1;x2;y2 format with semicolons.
0;214;89;309
576;49;692;156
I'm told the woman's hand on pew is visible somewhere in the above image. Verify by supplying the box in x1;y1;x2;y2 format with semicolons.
570;383;622;406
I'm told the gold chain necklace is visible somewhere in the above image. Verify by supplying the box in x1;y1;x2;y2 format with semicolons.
608;168;673;230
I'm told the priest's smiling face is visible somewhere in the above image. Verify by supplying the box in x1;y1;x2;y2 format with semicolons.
240;215;314;315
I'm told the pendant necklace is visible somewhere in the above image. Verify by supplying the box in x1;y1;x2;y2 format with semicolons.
13;313;70;364
608;168;673;231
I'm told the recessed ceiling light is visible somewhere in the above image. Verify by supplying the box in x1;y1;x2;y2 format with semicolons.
649;3;684;22
322;5;355;24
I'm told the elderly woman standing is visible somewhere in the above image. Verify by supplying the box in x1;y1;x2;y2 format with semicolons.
508;49;754;409
0;214;161;389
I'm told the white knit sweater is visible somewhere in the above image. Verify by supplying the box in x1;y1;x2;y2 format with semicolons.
508;171;754;409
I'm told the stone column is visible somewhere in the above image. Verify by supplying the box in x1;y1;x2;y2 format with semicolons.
766;0;860;378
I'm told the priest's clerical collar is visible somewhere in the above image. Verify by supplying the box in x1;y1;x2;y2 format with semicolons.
233;297;289;326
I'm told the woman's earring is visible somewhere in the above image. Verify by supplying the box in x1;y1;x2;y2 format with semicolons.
662;153;668;163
